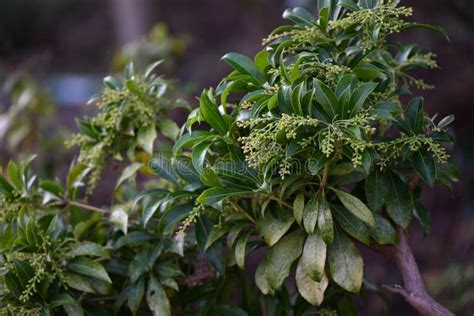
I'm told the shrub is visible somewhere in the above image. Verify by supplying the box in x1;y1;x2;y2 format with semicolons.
0;1;457;315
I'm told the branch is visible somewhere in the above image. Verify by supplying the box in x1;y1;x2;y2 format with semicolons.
380;228;454;316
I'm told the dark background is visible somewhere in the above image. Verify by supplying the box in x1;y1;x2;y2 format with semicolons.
0;0;473;314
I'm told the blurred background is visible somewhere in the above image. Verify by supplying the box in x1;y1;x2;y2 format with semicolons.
0;0;472;314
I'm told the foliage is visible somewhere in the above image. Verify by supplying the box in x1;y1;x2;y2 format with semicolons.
67;61;188;192
0;1;459;315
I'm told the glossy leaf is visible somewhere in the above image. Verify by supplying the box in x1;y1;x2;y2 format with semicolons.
413;151;436;187
68;257;111;284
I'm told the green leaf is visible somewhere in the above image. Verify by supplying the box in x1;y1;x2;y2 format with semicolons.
293;192;305;226
333;189;375;228
255;230;305;295
313;79;338;118
116;163;142;190
303;195;319;234
63;303;85;316
339;0;360;11
437;114;454;129
296;261;328;306
317;197;334;245
66;163;88;193
328;231;363;293
401;23;449;41
365;169;389;212
283;7;317;27
6;161;21;189
369;214;397;245
332;205;369;245
68;257;112;283
128;277;145;316
148;156;179;185
172;131;213;155
222;52;264;84
235;232;251;269
308;151;329;175
70;242;107;257
405;97;424;134
258;212;295;247
65;272;96;294
205;225;229;251
349;82;377;116
144;60;164;79
413;151;436;187
199;89;228;135
103;76;123;90
196;216;225;274
137;123;157;155
385;174;413;228
147;276;172;316
157;119;180;141
192;140;211;174
49;294;76;308
197;187;251;206
414;202;432;235
300;233;326;281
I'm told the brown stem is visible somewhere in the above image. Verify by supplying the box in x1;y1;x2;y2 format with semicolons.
379;228;454;316
319;163;330;190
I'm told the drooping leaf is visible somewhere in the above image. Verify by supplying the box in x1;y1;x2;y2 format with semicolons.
147;276;171;316
414;202;432;236
235;232;251;269
157;119;180;141
317;197;334;244
296;260;328;306
369;214;397;245
303;195;319;234
365;168;390;212
258;211;295;247
137;123;157;155
116;163;143;189
385;173;413;228
300;233;326;281
128;277;145;316
255;230;305;295
293;192;305;226
196;216;225;274
328;231;363;293
332;205;370;245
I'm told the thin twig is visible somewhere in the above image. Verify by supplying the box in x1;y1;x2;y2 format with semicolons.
69;201;108;215
229;200;256;224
